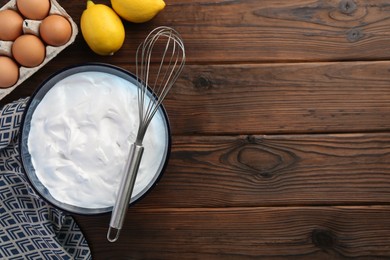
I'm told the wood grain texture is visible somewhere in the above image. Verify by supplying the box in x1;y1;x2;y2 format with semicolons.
75;206;390;259
1;0;390;69
166;61;390;135
5;61;390;135
58;0;390;63
131;133;390;208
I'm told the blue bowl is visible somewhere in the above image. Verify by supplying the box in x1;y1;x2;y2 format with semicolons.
19;63;171;215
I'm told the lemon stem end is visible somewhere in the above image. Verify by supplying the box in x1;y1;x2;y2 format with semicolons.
87;0;95;9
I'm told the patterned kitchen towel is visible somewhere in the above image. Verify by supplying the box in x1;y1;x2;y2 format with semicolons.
0;98;92;260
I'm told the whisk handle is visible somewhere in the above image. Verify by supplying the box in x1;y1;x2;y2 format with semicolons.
107;143;144;242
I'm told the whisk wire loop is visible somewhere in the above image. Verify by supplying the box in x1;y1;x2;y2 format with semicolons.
135;26;185;143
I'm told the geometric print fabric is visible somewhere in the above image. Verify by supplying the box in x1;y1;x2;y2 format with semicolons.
0;98;25;150
0;98;91;260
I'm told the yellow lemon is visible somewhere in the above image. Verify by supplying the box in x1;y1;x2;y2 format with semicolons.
81;0;125;55
111;0;166;23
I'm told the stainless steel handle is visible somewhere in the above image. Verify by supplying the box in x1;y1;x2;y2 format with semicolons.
107;143;144;242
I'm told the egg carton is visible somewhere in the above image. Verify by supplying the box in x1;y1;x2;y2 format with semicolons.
0;0;78;100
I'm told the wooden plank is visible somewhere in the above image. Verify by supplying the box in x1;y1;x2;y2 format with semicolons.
2;0;390;66
138;0;390;62
74;206;390;259
3;0;390;64
135;133;390;208
164;61;390;135
62;0;390;63
6;61;390;135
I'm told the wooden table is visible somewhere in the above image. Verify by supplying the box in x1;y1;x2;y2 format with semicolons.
2;0;390;258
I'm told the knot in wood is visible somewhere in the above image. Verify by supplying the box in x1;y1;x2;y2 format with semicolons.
234;136;299;180
347;28;363;42
193;75;213;90
312;229;337;250
339;0;357;15
237;145;278;179
246;135;258;144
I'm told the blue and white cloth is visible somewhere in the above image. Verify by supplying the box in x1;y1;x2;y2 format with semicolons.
0;98;91;260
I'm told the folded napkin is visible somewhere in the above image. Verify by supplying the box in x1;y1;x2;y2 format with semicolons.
0;98;91;260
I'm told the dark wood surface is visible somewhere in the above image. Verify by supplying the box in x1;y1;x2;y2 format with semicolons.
2;0;390;258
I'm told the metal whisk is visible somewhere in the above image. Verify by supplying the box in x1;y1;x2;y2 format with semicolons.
107;26;185;242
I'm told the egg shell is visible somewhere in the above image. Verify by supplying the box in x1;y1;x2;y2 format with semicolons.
12;34;46;68
40;14;72;46
16;0;51;20
0;0;78;100
0;56;19;88
0;9;23;41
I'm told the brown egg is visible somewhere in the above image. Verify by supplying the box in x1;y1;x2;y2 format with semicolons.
0;9;23;41
40;15;72;46
16;0;51;20
12;35;46;68
0;56;19;88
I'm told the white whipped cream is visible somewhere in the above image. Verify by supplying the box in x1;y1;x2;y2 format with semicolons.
28;71;168;209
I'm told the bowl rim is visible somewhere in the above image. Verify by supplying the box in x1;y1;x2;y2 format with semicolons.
19;62;172;215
